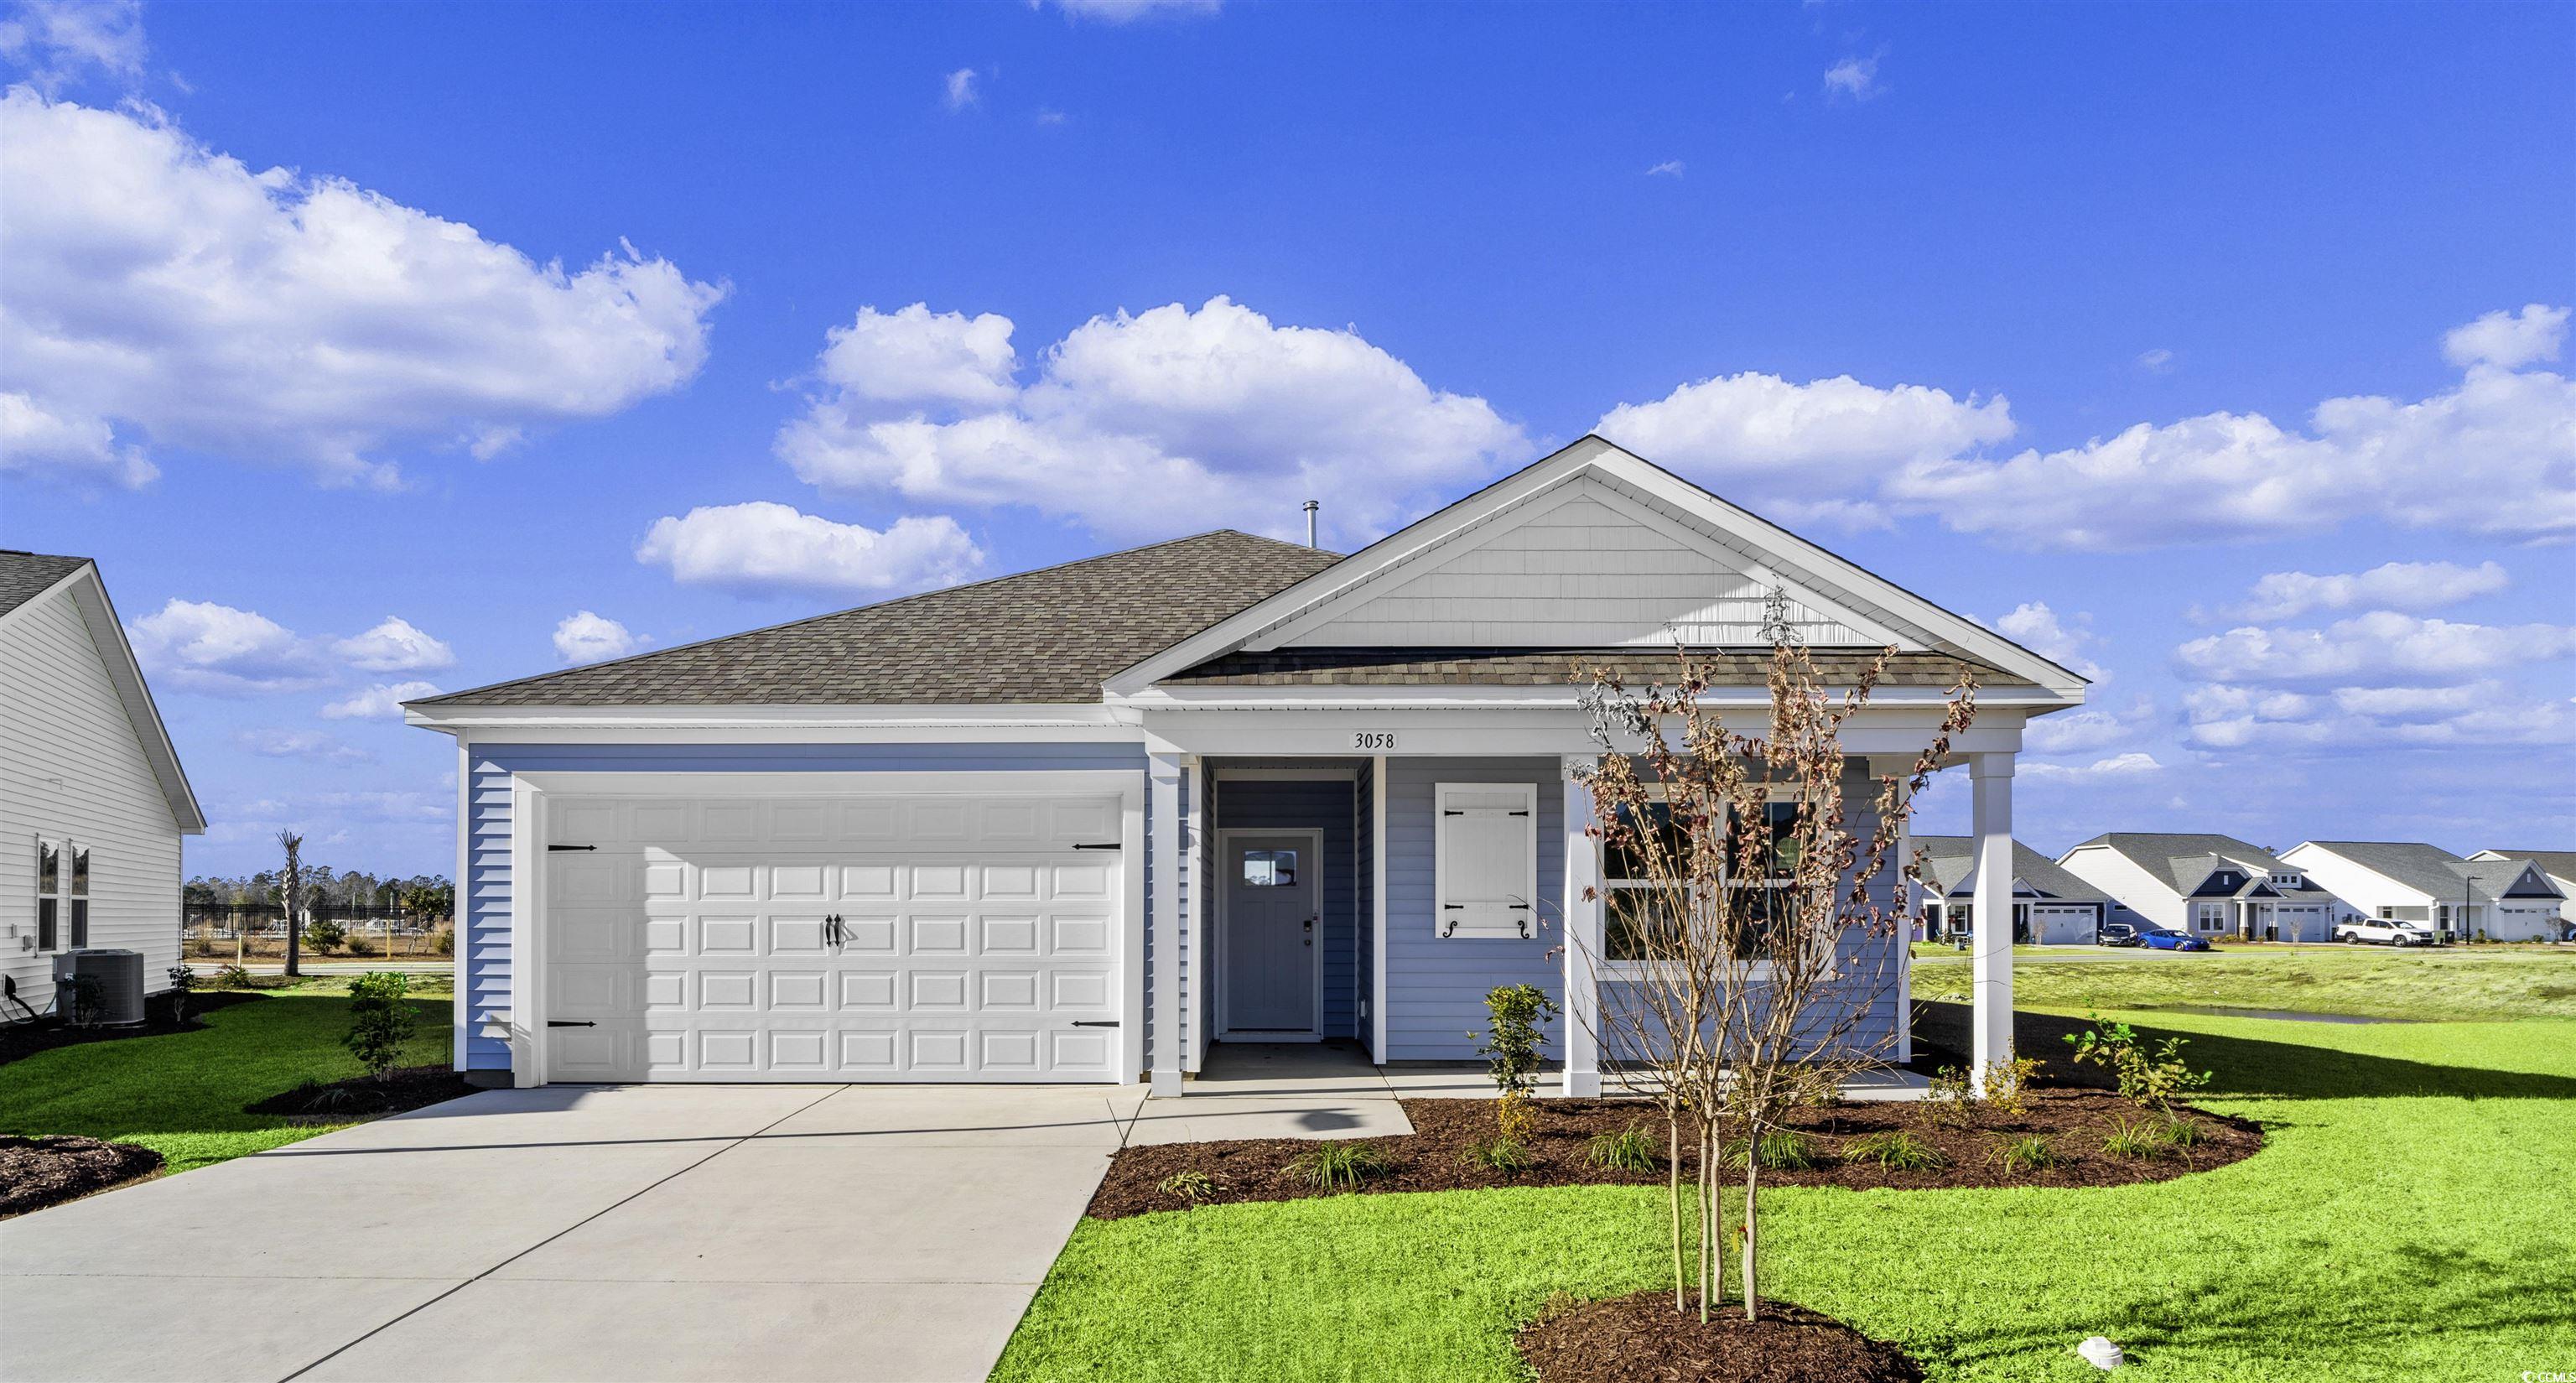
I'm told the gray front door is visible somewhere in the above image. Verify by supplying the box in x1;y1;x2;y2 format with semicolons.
1224;834;1317;1033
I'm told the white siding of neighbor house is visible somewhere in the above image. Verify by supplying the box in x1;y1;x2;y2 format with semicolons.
1;585;184;1014
2057;846;2189;931
2275;845;2430;923
1280;492;1886;649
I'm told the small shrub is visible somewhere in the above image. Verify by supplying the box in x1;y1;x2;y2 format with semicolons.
60;974;103;1026
186;936;217;958
344;934;377;958
165;965;196;1025
1463;1137;1534;1175
213;963;254;990
2064;1011;2213;1112
1586;1122;1659;1172
1844;1130;1947;1172
1987;1048;2045;1120
1157;1169;1217;1205
343;971;416;1076
2101;1115;2170;1161
304;917;347;954
1288;1140;1389;1190
1992;1134;2057;1175
1723;1129;1822;1171
431;925;456;958
1478;984;1557;1146
1919;1066;1976;1127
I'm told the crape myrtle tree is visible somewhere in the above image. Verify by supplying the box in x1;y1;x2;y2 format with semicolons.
1572;627;1973;1323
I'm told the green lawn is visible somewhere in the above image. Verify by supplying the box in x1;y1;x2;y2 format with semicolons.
1909;946;2576;1022
996;1012;2576;1381
0;988;453;1172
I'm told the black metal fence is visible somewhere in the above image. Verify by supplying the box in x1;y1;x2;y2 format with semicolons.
182;902;454;959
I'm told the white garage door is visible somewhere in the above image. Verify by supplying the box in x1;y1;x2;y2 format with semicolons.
539;791;1124;1084
2028;904;2096;944
2272;904;2328;942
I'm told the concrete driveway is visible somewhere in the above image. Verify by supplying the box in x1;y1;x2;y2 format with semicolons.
0;1084;1140;1383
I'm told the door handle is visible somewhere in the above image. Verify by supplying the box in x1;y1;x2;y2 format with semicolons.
547;1020;595;1028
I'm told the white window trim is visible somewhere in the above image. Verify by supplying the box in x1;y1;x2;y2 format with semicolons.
1433;782;1540;940
1593;786;1836;982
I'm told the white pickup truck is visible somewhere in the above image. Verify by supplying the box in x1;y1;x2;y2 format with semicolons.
2331;918;2442;946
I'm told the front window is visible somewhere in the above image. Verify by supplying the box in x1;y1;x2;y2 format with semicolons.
36;840;60;951
1602;797;1803;963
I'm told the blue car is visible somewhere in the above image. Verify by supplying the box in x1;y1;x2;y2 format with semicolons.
2137;928;2210;952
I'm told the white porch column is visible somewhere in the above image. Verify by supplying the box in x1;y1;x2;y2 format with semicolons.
1561;756;1603;1097
1149;752;1184;1097
1969;752;2015;1092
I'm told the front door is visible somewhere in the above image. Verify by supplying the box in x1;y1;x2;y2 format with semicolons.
1223;834;1318;1034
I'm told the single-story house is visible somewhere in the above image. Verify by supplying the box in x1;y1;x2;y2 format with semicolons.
2283;841;2567;943
2468;850;2576;938
1910;836;2112;945
1;550;207;1017
2056;833;2345;943
404;437;2089;1094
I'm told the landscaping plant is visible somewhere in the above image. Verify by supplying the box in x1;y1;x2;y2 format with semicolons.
1723;1130;1822;1171
2101;1115;2169;1161
1463;1136;1535;1175
342;971;416;1077
165;965;195;1026
1574;611;1973;1323
1585;1123;1659;1172
277;829;306;979
1288;1140;1389;1191
1987;1047;2044;1120
1920;1065;1976;1128
1992;1134;2056;1174
1843;1129;1947;1172
2064;1011;2214;1112
1157;1169;1216;1205
213;963;254;990
304;916;347;955
1476;984;1556;1151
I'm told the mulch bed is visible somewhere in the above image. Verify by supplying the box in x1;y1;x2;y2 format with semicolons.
0;1136;164;1219
1519;1291;1923;1383
243;1064;477;1120
1088;1091;2259;1219
0;990;262;1066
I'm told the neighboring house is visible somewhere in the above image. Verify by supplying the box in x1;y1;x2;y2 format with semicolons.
1911;836;2112;945
0;551;207;1018
2284;841;2567;943
2468;850;2576;938
405;437;2088;1094
2057;834;2345;943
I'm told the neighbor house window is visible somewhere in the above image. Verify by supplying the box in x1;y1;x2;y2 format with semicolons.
2194;902;2225;932
35;839;60;950
1435;782;1538;938
69;846;90;949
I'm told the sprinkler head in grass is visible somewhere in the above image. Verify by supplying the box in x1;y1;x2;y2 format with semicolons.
2078;1336;2124;1370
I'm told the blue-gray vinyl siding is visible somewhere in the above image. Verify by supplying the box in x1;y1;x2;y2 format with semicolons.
455;741;1146;1074
1213;776;1361;1039
1382;756;1566;1062
1355;767;1376;1056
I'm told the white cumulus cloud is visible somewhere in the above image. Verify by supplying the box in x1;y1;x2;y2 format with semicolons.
2176;612;2576;688
1991;601;2106;682
813;305;1018;407
320;680;444;720
1823;55;1883;101
0;91;724;490
776;295;1530;545
1595;372;2012;527
1885;309;2576;548
553;611;640;666
2021;751;2163;779
2232;560;2510;621
2443;303;2567;370
943;67;978;110
1644;159;1685;178
235;728;369;763
636;502;986;597
126;598;325;694
0;0;143;88
331;616;454;673
1043;0;1220;20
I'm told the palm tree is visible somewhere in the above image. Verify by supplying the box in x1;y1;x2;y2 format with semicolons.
278;829;305;979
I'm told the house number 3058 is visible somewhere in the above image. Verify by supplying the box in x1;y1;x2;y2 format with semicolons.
1352;731;1397;751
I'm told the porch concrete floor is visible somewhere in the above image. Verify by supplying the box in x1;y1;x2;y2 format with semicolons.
1121;1042;1419;1145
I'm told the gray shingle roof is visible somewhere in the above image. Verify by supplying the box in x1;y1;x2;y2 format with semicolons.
2304;840;2563;905
2477;849;2576;882
0;551;91;619
1159;647;2026;689
1912;836;2111;903
413;531;1344;709
2066;832;2333;899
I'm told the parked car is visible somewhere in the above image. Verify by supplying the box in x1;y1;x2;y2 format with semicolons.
2332;918;2440;946
2137;928;2210;952
2099;922;2143;948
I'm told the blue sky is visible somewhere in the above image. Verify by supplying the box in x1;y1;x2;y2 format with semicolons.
4;0;2571;878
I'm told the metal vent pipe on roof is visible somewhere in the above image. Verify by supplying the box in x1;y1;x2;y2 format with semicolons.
1303;499;1319;547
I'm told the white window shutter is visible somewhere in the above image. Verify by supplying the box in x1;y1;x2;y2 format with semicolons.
1435;783;1537;938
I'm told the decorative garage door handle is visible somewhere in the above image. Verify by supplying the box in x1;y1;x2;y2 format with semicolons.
1070;1020;1120;1027
547;1020;595;1027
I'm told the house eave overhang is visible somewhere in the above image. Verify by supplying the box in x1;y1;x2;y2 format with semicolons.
1110;683;2074;710
402;700;1143;741
1102;436;2095;702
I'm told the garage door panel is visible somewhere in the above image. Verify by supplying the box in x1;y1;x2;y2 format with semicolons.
542;792;1124;1084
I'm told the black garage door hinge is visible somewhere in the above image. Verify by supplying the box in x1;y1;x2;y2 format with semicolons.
547;844;595;852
